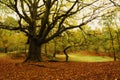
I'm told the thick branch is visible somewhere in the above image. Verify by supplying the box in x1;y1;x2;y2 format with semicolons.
109;0;120;6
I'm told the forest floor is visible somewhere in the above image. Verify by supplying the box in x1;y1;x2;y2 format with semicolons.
0;54;120;80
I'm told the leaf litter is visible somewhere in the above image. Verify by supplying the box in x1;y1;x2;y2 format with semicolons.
0;58;120;80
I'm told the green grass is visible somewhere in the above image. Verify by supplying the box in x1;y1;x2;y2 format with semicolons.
0;53;7;58
0;52;114;62
56;54;113;62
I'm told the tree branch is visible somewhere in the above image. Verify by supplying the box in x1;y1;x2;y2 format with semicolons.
109;0;120;6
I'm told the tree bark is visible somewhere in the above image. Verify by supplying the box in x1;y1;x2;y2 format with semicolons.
63;46;71;62
53;39;57;58
108;25;116;61
24;39;42;62
4;47;8;53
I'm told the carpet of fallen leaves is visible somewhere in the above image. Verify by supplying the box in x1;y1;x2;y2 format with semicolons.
0;58;120;80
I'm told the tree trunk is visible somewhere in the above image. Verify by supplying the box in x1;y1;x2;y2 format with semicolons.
24;39;42;62
63;46;71;62
108;25;116;61
4;47;8;53
45;43;47;55
53;39;57;58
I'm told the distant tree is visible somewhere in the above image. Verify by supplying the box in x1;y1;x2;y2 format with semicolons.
102;15;117;61
0;0;116;62
0;29;27;53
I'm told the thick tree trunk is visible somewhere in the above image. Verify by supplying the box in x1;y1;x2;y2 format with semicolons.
24;39;42;62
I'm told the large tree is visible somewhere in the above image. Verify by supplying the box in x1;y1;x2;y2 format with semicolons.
0;0;116;62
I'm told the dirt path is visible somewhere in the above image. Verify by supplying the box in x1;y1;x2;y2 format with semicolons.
0;58;120;80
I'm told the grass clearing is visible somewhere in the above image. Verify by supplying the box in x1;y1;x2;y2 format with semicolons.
0;53;7;58
56;53;113;62
0;52;114;62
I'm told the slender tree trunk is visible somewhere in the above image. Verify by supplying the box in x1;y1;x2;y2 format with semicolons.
63;46;71;62
115;23;120;51
4;47;8;53
115;31;120;53
108;26;116;61
45;43;47;55
53;39;57;58
24;39;42;62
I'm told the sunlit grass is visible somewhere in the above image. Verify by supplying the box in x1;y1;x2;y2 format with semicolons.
0;53;7;58
56;54;113;62
0;52;114;62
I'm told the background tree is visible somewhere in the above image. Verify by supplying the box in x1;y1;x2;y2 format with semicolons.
0;29;27;53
